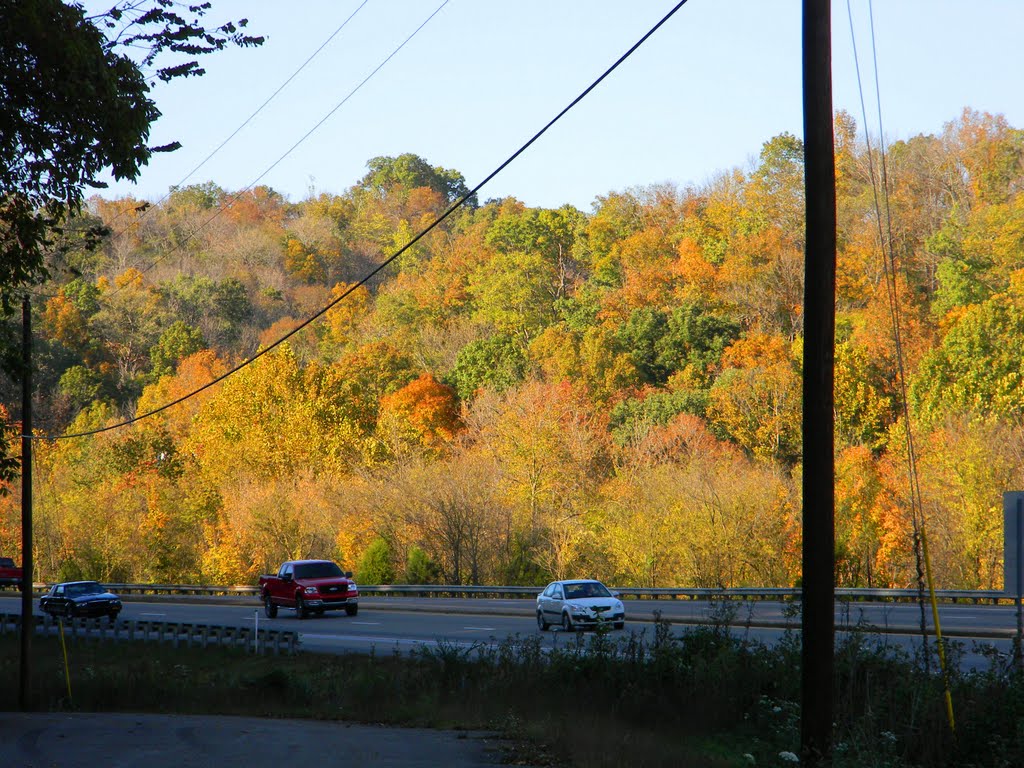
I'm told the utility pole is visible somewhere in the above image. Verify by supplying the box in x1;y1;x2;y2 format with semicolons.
801;0;836;765
19;296;33;711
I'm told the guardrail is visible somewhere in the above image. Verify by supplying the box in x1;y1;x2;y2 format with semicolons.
0;612;298;655
16;583;1005;605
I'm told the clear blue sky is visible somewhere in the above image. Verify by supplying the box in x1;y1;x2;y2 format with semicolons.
91;0;1024;211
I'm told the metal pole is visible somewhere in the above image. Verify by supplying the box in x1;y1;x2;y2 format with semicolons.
19;296;34;711
801;0;837;764
1016;497;1022;670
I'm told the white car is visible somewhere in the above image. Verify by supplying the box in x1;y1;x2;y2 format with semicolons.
536;579;625;631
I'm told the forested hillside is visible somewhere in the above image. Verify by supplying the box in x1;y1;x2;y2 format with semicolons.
2;109;1023;590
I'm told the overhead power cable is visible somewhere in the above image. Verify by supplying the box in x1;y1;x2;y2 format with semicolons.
847;0;955;732
27;0;690;442
101;0;372;235
110;0;450;293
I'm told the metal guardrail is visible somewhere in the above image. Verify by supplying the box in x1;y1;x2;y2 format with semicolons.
0;612;298;654
27;583;1006;605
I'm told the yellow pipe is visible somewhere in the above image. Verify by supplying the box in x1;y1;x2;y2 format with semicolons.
920;525;955;732
58;618;73;706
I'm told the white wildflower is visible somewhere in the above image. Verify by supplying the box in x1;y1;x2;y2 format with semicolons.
778;751;800;763
742;754;756;765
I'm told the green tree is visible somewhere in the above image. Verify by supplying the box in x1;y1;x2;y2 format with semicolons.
911;290;1024;423
357;153;473;207
150;321;206;379
358;536;397;584
449;334;526;400
404;545;440;584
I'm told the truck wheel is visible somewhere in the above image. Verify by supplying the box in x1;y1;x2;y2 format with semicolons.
295;594;308;620
264;594;278;619
345;604;358;617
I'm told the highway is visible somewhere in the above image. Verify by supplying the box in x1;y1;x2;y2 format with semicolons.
2;592;1021;664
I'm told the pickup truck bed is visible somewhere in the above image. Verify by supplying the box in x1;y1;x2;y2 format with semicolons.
0;557;23;588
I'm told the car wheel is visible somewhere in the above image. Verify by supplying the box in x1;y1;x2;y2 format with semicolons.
295;594;307;620
537;611;549;631
345;604;358;617
63;603;74;620
614;621;625;630
562;612;574;632
109;612;119;624
264;594;278;619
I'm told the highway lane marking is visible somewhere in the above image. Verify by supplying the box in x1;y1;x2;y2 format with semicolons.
351;621;381;625
463;626;497;631
139;612;166;617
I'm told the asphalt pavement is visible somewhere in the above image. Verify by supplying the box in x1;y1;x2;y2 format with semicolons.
1;712;524;768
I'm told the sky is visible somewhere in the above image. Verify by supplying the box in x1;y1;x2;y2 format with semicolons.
90;0;1024;212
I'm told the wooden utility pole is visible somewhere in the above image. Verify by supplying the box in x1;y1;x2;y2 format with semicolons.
801;0;837;765
19;296;33;711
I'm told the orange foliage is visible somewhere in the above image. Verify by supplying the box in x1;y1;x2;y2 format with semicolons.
137;349;229;439
222;186;285;226
720;332;793;370
43;293;90;350
379;373;462;450
258;317;303;350
672;237;717;302
614;228;677;311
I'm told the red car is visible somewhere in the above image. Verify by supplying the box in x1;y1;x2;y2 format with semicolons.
259;560;359;619
0;557;22;588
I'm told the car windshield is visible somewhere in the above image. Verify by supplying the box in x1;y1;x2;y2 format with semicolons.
293;562;343;579
66;582;104;596
564;582;610;600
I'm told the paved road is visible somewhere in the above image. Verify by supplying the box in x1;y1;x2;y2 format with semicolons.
0;712;520;768
1;594;1018;664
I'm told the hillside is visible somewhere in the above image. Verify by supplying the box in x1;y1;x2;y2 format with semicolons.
2;110;1023;590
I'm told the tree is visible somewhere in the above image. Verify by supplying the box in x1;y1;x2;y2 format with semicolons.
449;334;526;401
377;373;462;457
0;0;261;482
357;153;473;207
910;289;1024;424
149;321;205;379
358;536;397;584
0;1;261;298
707;334;802;463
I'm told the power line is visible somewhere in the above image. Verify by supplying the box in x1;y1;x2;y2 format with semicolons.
108;0;450;293
847;0;955;731
27;0;691;442
101;0;372;236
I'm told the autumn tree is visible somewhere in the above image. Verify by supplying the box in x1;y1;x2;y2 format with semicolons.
707;333;802;463
377;373;462;458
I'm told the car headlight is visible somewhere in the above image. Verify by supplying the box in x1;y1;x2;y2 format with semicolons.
303;586;318;594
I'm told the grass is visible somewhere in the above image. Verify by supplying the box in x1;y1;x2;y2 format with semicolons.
2;614;1024;767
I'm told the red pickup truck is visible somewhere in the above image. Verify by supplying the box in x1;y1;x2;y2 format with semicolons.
259;559;359;619
0;557;22;588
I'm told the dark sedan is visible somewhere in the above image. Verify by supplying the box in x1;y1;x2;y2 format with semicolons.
40;581;122;621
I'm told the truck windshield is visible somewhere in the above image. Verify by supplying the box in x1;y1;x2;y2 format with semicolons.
293;562;343;579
